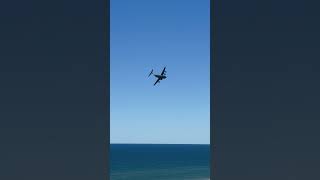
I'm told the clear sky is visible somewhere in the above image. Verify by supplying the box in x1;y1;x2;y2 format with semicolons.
110;0;210;144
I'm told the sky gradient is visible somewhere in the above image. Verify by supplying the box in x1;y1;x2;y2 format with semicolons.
110;0;210;144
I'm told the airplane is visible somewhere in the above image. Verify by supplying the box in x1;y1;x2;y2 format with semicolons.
148;67;167;86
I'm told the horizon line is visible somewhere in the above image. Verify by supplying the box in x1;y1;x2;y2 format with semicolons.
110;143;210;145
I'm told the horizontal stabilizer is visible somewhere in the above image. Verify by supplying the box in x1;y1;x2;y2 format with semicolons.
148;69;153;77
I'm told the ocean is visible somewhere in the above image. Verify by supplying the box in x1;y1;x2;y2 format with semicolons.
110;144;210;180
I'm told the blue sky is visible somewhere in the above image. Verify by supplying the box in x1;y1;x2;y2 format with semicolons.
110;0;210;144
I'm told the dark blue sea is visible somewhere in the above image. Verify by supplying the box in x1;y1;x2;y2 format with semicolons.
110;144;210;180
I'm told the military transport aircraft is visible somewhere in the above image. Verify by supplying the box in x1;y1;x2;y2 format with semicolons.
148;67;167;86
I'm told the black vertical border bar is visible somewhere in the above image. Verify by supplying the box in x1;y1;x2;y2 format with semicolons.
104;0;110;179
210;0;216;179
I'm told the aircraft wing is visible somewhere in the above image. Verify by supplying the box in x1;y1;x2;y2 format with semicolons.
160;67;166;75
154;78;160;86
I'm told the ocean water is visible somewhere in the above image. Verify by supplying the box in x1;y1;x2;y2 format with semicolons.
110;144;210;180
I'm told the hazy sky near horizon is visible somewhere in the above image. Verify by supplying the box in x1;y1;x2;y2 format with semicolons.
110;0;209;144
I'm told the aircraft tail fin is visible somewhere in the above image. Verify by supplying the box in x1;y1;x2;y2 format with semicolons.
148;69;153;77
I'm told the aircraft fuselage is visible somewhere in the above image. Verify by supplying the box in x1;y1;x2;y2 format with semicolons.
154;74;166;80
